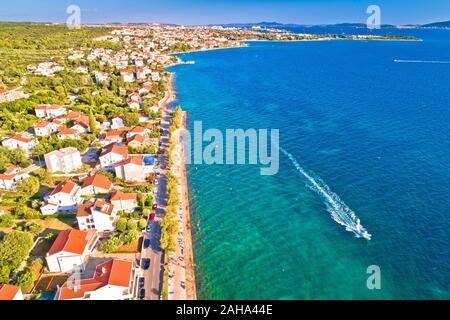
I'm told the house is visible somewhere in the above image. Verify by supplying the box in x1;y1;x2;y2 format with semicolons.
94;71;109;83
98;143;129;171
138;82;153;95
0;87;29;103
80;174;112;196
138;113;150;123
34;119;56;137
55;259;135;300
114;155;152;182
0;165;31;190
126;134;146;148
76;66;89;74
35;104;66;119
1;133;36;155
45;229;98;273
121;69;135;83
76;199;117;232
44;147;82;173
151;72;160;81
0;284;24;300
63;111;81;122
110;115;125;129
71;115;90;134
102;128;126;145
57;128;80;140
41;180;82;215
127;92;141;109
126;126;150;139
110;190;138;213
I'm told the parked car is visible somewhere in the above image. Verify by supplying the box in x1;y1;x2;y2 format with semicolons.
139;277;145;289
150;213;156;221
147;224;152;232
139;289;145;300
152;204;158;210
142;259;151;270
144;239;151;249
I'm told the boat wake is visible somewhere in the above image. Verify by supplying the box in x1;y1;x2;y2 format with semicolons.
394;59;450;64
280;148;372;240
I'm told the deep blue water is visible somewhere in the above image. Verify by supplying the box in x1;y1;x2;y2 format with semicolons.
168;28;450;299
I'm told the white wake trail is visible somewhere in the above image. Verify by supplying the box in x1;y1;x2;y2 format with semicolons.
394;59;450;64
280;148;372;240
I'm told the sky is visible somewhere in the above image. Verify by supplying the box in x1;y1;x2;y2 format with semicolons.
1;0;449;25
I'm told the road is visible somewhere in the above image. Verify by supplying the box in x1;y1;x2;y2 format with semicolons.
141;108;173;300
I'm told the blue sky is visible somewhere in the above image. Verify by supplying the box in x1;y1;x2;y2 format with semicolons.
1;0;449;25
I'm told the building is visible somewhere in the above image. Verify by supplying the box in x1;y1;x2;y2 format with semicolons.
80;174;112;196
44;147;82;173
76;199;117;232
57;127;80;140
55;259;135;300
45;229;98;273
110;115;125;129
0;165;31;190
0;284;24;300
114;155;150;182
35;104;66;119
110;190;138;213
41;180;82;215
94;71;109;83
0;87;29;103
1;133;36;155
121;69;135;83
98;143;129;171
34;119;57;137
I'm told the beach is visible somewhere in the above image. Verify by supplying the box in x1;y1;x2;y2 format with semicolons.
162;73;197;300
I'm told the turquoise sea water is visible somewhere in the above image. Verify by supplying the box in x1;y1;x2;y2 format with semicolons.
168;28;450;299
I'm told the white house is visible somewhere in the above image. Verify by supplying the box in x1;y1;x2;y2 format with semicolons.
1;133;37;155
94;71;109;83
44;147;82;173
114;155;151;183
41;180;82;215
121;70;135;83
34;119;58;137
110;190;138;213
98;143;129;171
55;259;135;300
45;229;98;273
151;72;160;82
0;284;24;300
80;173;112;196
110;115;125;129
57;128;80;140
76;199;117;232
35;104;66;119
0;165;31;190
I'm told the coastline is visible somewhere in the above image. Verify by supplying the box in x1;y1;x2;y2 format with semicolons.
162;72;197;300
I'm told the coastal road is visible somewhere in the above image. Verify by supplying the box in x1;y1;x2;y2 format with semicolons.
142;107;172;300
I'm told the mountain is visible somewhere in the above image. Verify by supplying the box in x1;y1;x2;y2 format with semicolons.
421;21;450;28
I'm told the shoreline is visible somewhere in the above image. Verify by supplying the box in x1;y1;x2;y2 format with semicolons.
162;72;197;300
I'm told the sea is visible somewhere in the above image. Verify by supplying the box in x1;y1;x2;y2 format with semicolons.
167;26;450;299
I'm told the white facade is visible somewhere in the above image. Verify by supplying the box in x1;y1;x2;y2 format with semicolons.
44;147;82;173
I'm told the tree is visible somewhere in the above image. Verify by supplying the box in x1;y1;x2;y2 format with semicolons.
116;218;127;233
15;271;34;288
126;219;137;231
88;109;98;134
0;231;34;279
123;112;139;127
142;209;151;218
16;176;40;196
138;219;147;230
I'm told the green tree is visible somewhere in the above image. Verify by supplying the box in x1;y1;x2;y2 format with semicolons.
123;112;139;127
16;176;40;196
116;218;127;233
88;109;98;134
15;271;34;288
138;219;147;230
126;219;137;231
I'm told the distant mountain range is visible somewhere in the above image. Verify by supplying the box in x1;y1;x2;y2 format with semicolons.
207;21;450;29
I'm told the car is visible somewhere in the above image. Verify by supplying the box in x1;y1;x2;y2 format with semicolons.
155;179;159;185
139;277;145;289
150;213;156;221
142;259;151;270
147;224;152;232
139;289;145;300
152;204;158;210
143;239;151;249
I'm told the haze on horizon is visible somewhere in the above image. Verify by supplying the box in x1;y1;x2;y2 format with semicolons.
1;0;449;26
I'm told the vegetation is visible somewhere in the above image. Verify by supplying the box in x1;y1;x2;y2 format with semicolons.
0;147;32;172
0;231;34;283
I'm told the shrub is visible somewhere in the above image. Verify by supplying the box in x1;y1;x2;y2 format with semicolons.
126;219;137;231
116;218;127;233
138;219;147;230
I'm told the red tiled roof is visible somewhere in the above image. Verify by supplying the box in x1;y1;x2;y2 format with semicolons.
92;199;114;216
58;127;78;135
0;284;21;300
100;143;128;158
47;229;92;256
64;111;81;120
49;180;78;196
35;104;62;110
57;259;133;300
81;174;112;190
111;190;137;202
34;120;50;128
76;201;93;218
10;134;31;143
115;155;143;167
